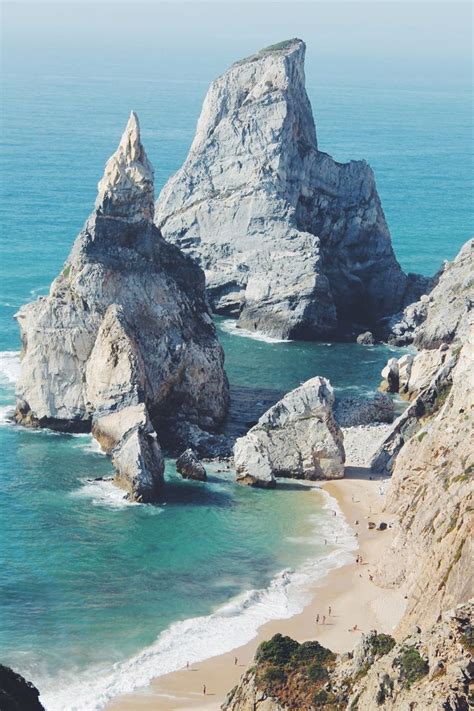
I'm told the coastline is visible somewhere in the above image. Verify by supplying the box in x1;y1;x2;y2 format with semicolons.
107;443;406;711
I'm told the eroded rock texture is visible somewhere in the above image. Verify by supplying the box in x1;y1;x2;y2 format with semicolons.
156;39;420;340
234;376;345;487
15;112;229;501
374;332;473;636
386;238;474;347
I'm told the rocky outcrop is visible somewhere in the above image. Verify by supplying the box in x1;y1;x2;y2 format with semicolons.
373;332;473;635
223;605;473;710
234;377;344;487
342;603;473;710
156;39;422;340
385;238;474;347
356;331;374;345
176;448;207;481
0;665;44;710
371;345;458;475
15;112;229;502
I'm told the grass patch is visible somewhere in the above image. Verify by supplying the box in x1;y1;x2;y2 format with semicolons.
433;383;452;411
261;39;298;53
371;633;396;658
393;645;429;688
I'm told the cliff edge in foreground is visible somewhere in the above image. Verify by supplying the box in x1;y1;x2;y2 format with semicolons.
15;112;229;502
156;39;426;340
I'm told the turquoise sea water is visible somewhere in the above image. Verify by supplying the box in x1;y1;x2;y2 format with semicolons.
0;49;472;710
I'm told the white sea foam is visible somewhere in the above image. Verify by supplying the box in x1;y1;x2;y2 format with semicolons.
40;488;356;711
0;404;15;425
219;319;291;343
73;435;107;456
71;478;137;509
0;350;21;385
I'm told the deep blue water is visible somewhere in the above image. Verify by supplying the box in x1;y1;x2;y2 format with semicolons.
0;46;472;711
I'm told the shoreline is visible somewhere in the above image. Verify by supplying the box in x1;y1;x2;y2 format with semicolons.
107;451;406;711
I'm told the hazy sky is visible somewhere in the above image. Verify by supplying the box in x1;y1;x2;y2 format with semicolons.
2;2;472;87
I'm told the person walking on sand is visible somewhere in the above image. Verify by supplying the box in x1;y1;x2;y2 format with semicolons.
316;613;320;623
186;661;189;670
328;605;332;616
203;684;206;695
322;615;326;625
234;656;238;666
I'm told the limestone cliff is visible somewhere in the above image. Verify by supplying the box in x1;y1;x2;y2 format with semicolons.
385;238;474;347
156;39;420;340
373;332;473;636
15;112;229;502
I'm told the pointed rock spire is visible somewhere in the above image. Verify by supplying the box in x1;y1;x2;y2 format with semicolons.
96;111;155;223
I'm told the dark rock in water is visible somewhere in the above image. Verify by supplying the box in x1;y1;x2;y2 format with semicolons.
14;112;229;502
162;420;233;459
0;665;44;711
156;39;426;340
334;394;394;427
356;331;375;345
176;448;207;481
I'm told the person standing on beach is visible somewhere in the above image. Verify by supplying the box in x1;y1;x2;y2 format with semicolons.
328;605;332;616
234;656;238;665
316;613;319;623
322;615;326;624
203;684;206;695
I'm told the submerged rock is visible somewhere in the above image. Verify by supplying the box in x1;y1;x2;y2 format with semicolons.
176;448;207;481
234;376;345;487
156;39;423;340
15;112;229;502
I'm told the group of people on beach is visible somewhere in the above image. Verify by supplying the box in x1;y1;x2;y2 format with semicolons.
316;605;332;625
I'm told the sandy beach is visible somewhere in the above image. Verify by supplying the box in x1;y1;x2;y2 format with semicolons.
107;425;406;711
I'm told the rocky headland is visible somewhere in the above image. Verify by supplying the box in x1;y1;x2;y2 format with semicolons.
14;112;229;502
155;38;428;340
219;238;473;709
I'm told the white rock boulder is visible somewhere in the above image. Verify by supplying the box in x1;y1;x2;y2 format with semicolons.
234;377;345;487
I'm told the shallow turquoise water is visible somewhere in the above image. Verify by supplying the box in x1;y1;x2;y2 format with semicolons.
0;46;472;711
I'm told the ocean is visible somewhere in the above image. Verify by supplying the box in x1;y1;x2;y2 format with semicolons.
0;50;472;710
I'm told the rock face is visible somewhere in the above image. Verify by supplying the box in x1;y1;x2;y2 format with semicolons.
371;345;458;476
374;332;473;636
0;665;44;711
385;238;474;347
176;448;207;481
342;603;474;710
15;112;229;502
234;377;345;487
156;39;420;340
223;605;473;710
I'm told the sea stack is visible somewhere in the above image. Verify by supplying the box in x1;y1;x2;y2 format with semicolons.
15;112;229;502
156;39;423;340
